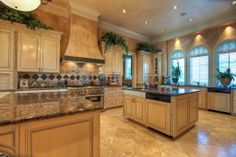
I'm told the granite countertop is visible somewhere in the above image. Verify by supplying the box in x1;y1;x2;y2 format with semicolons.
0;90;103;126
124;87;199;96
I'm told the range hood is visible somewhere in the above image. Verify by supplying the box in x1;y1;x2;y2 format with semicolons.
62;6;104;64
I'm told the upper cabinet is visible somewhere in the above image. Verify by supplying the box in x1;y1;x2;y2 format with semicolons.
100;45;124;75
137;51;154;85
0;29;14;71
17;32;61;73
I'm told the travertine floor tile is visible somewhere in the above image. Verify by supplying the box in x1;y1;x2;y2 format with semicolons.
100;108;236;157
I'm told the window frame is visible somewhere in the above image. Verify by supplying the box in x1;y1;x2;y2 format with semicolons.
189;45;209;86
216;39;236;86
169;50;186;84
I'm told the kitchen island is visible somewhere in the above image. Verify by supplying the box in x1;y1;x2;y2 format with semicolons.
0;90;102;157
124;87;199;138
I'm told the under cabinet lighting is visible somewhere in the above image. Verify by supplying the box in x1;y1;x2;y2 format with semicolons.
145;21;149;24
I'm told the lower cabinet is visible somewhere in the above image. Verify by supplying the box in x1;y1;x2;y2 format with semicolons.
0;112;100;157
0;72;14;90
105;87;124;109
124;95;146;124
208;92;231;113
146;100;171;135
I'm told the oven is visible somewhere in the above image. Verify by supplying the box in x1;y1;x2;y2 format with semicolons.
85;94;104;109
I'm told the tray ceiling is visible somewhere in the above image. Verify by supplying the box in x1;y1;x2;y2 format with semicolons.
52;0;236;39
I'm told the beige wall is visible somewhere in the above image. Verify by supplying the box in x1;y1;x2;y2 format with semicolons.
155;21;236;86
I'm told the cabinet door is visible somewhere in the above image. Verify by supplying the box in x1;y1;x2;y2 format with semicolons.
189;94;198;124
113;50;123;74
0;125;18;157
175;97;189;132
103;50;113;74
134;97;145;122
124;96;133;117
17;33;40;72
41;38;60;73
146;100;170;134
0;72;14;90
0;30;14;71
208;92;230;113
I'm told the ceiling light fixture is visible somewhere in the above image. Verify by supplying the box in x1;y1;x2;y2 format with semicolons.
161;28;165;32
188;18;193;22
122;9;126;14
145;21;149;24
172;5;178;10
0;0;51;12
232;1;236;5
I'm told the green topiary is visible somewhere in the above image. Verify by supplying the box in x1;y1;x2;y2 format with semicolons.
136;42;156;53
102;32;128;54
0;5;51;30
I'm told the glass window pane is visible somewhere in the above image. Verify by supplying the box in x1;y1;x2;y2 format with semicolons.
125;57;132;80
172;58;185;84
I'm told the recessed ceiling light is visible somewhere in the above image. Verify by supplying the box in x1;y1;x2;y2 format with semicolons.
232;1;236;5
122;9;126;14
172;5;178;10
161;28;165;32
145;21;149;24
188;18;193;22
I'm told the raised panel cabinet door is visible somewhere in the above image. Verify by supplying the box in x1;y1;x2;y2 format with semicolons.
103;50;113;74
134;97;145;122
17;33;40;72
175;97;189;132
0;72;14;90
0;30;14;71
113;50;123;74
146;100;170;134
41;38;60;73
189;94;198;124
0;125;18;157
19;112;100;157
208;93;230;113
124;96;133;117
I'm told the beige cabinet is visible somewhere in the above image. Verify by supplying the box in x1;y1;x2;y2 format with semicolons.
146;100;171;134
17;33;40;72
17;32;61;73
0;72;14;89
232;90;236;115
0;29;14;71
0;124;18;157
208;92;231;113
124;92;146;124
137;51;154;85
101;45;123;75
104;87;124;109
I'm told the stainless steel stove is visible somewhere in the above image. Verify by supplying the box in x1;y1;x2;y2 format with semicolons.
68;86;105;109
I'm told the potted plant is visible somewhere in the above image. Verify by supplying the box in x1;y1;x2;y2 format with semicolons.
101;32;128;54
171;63;182;84
216;68;235;87
136;42;156;53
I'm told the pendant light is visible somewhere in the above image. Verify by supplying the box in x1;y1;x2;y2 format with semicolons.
0;0;51;12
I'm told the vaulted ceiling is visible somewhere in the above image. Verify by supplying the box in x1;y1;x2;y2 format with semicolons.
51;0;236;40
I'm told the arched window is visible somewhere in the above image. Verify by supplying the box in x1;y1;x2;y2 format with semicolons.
217;40;236;85
170;50;185;84
189;46;209;86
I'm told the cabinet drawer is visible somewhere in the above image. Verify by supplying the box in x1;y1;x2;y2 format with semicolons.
105;100;116;108
116;99;124;106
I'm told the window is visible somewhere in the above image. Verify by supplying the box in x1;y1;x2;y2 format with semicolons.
124;55;132;80
170;50;185;84
217;40;236;85
189;46;209;86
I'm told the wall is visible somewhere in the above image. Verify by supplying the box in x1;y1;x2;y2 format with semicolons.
155;21;236;86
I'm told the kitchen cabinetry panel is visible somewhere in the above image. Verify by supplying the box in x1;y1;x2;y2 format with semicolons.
105;87;124;109
0;125;18;157
208;92;230;113
0;30;14;71
135;98;145;121
189;94;198;124
41;38;60;73
17;33;40;72
124;95;133;117
146;100;170;134
0;72;14;90
176;97;189;131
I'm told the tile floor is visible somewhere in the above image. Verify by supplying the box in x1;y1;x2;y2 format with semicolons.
100;108;236;157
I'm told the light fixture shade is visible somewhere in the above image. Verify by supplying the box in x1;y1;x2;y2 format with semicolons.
0;0;41;11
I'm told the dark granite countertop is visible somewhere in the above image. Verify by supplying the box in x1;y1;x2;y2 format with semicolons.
0;90;103;126
124;87;199;96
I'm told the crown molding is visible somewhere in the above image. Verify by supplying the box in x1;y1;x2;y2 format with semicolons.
69;1;100;21
152;10;236;44
38;3;69;18
98;21;151;43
